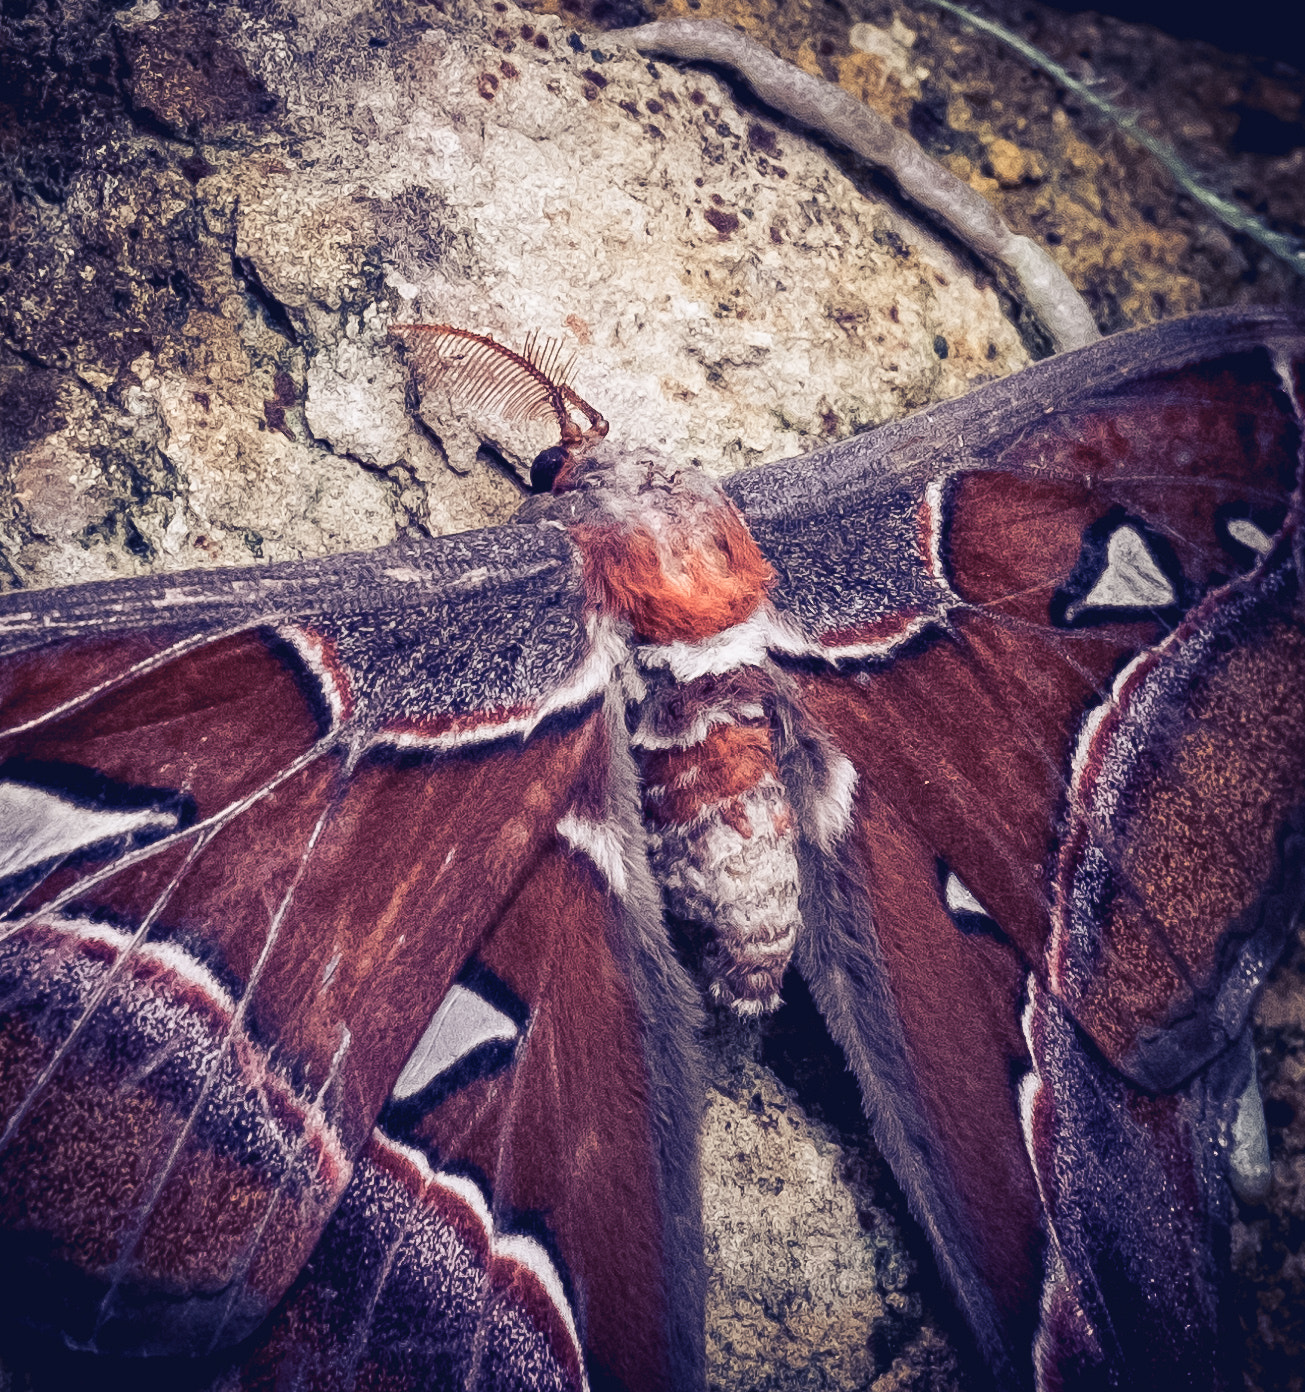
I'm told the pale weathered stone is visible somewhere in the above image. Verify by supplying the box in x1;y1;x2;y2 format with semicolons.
701;1033;957;1391
1;0;1028;589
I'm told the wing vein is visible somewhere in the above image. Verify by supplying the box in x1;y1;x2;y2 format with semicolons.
94;784;343;1331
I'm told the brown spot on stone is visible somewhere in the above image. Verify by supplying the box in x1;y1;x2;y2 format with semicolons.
769;225;783;244
646;98;663;115
477;72;499;100
564;314;592;345
192;391;211;411
690;89;706;105
534;33;550;49
747;122;780;157
830;306;868;335
118;14;277;136
180;156;215;185
582;69;609;88
0;367;65;457
620;99;640;116
519;24;535;38
500;61;519;79
263;375;296;438
704;207;740;238
262;401;292;439
583;84;598;101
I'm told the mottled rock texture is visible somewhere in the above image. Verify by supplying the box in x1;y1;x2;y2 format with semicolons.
0;0;1026;591
699;991;968;1392
591;0;1305;329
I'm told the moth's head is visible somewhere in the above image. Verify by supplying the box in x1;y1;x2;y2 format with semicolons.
390;322;608;495
530;411;610;494
529;444;571;495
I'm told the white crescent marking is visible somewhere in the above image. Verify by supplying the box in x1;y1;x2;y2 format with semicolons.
557;811;628;897
0;781;179;882
391;983;520;1101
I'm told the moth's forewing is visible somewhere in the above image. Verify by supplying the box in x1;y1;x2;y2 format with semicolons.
0;532;703;1390
738;309;1305;1388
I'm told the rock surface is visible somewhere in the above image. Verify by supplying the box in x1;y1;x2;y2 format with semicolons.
0;0;1026;592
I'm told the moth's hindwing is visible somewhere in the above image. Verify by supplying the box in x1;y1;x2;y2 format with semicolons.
234;702;705;1392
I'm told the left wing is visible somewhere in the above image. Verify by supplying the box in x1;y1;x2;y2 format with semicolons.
731;308;1305;1388
0;527;703;1389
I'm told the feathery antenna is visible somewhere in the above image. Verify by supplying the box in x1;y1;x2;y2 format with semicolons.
392;324;608;450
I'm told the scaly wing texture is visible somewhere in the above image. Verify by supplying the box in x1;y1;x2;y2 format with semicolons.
0;528;703;1389
731;309;1305;1388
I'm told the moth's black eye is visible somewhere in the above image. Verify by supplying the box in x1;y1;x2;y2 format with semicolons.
530;446;567;494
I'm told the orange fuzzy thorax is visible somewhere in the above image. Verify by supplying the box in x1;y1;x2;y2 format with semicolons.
570;503;773;644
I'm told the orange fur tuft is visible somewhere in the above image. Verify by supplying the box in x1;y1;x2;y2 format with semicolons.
572;505;774;643
641;724;777;826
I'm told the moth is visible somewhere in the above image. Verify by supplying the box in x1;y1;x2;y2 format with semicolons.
0;308;1301;1392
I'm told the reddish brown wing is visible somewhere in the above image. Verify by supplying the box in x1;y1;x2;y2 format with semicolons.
0;532;703;1389
233;707;704;1392
733;309;1305;1388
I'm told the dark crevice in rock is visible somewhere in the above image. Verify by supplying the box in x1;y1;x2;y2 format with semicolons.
231;253;300;344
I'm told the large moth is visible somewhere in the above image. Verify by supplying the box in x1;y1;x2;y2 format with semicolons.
0;307;1301;1390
